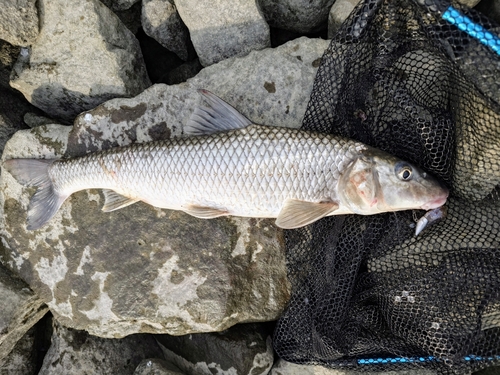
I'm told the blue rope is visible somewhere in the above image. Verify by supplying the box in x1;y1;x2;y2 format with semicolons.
442;6;500;55
358;354;500;365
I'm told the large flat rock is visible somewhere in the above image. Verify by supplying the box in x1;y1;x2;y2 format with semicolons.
1;37;329;338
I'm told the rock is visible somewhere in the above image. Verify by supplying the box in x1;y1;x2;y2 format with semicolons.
0;40;42;155
134;358;185;375
142;0;191;61
100;0;141;11
174;0;270;66
9;0;151;123
457;0;481;7
257;0;335;33
157;323;273;375
111;1;143;35
38;320;164;375
270;358;437;374
0;0;39;46
161;59;203;85
0;264;49;365
23;112;55;128
1;37;328;338
0;325;37;375
328;0;360;38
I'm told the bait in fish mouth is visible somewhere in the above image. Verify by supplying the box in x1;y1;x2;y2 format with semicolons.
3;90;449;231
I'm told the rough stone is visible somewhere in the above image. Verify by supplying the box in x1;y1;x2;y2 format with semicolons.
142;0;191;61
257;0;335;33
38;320;164;375
100;0;141;11
0;0;39;46
328;0;359;38
270;359;437;374
0;264;48;365
157;323;273;375
0;40;42;155
174;0;270;66
9;0;151;123
134;358;185;375
456;0;481;7
111;1;143;35
1;37;328;338
0;325;37;375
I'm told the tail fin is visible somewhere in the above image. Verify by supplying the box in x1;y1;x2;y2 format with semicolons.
4;159;67;230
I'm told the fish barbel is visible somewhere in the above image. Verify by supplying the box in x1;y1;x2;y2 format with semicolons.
3;90;448;231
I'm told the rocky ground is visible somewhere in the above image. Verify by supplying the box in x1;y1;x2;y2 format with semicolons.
0;0;499;374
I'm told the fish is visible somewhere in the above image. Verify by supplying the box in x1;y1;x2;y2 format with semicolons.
3;90;449;231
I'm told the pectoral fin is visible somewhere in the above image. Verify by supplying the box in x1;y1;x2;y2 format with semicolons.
182;204;229;219
276;199;339;229
102;190;139;212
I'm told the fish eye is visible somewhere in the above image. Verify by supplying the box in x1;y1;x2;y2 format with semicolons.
395;163;413;181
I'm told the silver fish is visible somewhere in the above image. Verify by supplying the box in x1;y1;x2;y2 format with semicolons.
3;90;449;231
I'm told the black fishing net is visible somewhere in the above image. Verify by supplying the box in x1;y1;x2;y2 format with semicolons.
273;0;500;374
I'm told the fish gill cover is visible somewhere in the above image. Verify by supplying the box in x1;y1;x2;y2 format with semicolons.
273;0;500;374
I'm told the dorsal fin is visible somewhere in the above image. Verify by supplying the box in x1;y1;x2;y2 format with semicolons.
184;89;252;136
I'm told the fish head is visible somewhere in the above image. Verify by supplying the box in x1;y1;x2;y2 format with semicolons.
338;149;449;214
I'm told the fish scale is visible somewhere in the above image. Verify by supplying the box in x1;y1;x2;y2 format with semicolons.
3;90;448;231
48;126;357;218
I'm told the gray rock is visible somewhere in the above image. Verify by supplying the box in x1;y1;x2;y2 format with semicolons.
174;0;270;66
0;0;39;46
111;1;143;35
0;264;48;365
157;323;273;375
1;37;328;338
9;0;151;123
38;320;164;375
0;325;37;375
328;0;360;38
257;0;335;33
142;0;191;61
23;112;55;128
270;359;437;374
457;0;480;7
100;0;141;11
134;358;186;375
0;41;41;155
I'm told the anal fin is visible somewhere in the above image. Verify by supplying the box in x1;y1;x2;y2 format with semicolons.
102;189;139;212
276;199;339;229
182;204;229;219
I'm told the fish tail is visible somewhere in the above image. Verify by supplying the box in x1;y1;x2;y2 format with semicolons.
4;159;67;230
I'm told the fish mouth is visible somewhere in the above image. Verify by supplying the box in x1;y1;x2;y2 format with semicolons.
420;192;449;210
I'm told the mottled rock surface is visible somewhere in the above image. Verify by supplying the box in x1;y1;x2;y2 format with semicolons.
9;0;151;123
0;0;39;46
270;359;438;374
0;264;48;365
0;325;37;375
258;0;335;33
157;323;273;375
174;0;270;66
1;38;328;338
0;41;42;154
142;0;190;60
134;358;185;375
37;320;164;375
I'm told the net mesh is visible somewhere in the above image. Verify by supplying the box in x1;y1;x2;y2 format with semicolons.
273;0;500;373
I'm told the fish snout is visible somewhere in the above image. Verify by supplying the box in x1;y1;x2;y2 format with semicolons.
420;188;449;210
